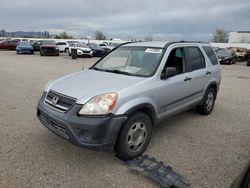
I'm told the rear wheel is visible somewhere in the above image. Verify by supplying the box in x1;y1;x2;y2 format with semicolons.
115;112;152;160
196;87;216;115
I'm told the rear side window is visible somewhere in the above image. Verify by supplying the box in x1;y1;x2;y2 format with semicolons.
202;46;218;65
185;47;206;71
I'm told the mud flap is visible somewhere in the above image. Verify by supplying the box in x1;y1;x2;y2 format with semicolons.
127;155;190;188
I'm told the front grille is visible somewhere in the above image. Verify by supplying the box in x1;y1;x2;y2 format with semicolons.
44;90;76;112
39;110;68;139
82;50;91;53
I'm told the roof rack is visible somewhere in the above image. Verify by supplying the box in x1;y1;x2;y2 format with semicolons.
164;40;208;49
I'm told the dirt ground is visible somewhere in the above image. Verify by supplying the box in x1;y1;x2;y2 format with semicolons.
0;51;249;188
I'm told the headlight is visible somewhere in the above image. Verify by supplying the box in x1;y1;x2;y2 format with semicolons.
79;93;117;115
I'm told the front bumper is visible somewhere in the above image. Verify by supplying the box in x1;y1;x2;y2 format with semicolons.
16;49;34;54
40;48;59;56
37;92;127;150
77;50;93;57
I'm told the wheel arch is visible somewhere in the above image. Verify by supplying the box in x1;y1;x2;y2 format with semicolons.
124;103;158;126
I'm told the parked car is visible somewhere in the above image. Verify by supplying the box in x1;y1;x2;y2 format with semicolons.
69;43;93;57
0;39;20;50
40;40;59;56
56;41;69;53
229;47;248;62
16;41;34;54
37;41;221;160
216;48;236;64
87;43;106;57
99;43;113;53
245;50;250;66
31;40;43;51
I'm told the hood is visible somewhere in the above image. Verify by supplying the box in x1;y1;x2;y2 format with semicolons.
47;69;144;104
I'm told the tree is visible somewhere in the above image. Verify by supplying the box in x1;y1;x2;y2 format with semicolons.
213;29;228;42
144;36;153;41
94;30;107;40
54;31;73;39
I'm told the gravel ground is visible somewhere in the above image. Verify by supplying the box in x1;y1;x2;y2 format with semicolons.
0;51;249;188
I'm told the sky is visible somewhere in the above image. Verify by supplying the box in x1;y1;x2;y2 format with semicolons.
0;0;250;41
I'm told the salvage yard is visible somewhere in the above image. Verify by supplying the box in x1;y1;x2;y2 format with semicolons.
0;51;249;188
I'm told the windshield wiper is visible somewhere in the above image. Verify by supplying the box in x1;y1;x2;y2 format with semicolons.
106;69;133;76
91;67;133;76
91;67;106;72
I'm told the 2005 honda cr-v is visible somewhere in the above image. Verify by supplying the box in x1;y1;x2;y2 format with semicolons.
37;41;221;160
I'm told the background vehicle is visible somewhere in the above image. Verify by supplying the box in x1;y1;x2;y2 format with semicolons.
245;50;250;66
16;41;34;54
229;47;248;61
0;39;20;50
99;43;113;53
56;41;69;53
31;40;43;51
40;40;59;56
68;43;93;57
216;48;236;64
37;41;221;160
87;43;106;57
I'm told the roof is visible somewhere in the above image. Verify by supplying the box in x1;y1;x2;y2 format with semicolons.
123;41;208;48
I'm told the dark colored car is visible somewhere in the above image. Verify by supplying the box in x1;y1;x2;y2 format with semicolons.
216;48;236;65
40;40;59;56
87;43;106;57
16;41;34;54
245;50;250;66
230;162;250;188
0;39;20;50
31;40;43;51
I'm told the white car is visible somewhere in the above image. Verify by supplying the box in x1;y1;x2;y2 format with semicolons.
69;43;93;57
56;42;69;53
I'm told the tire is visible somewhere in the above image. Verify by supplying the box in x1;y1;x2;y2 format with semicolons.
40;51;44;56
196;87;216;115
115;112;152;160
69;53;71;56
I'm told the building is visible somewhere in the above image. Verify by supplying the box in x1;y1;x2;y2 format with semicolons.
229;31;250;43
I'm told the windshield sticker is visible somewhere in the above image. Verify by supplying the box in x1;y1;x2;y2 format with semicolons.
145;48;163;53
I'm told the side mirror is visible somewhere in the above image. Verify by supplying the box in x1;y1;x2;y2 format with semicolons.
161;67;177;79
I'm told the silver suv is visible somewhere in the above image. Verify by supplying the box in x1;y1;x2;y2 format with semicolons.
37;41;221;160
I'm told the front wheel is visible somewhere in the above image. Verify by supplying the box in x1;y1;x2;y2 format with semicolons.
196;88;216;115
115;112;152;160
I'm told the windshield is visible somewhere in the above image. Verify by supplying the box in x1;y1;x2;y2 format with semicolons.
217;49;231;56
41;40;56;45
89;44;100;49
18;42;31;46
91;46;164;77
76;43;88;48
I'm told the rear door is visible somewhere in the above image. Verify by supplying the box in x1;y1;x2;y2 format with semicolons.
183;46;209;103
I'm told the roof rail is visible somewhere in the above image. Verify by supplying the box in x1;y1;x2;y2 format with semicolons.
163;40;208;49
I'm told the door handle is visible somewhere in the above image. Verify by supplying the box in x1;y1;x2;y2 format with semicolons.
184;77;192;82
206;71;211;75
